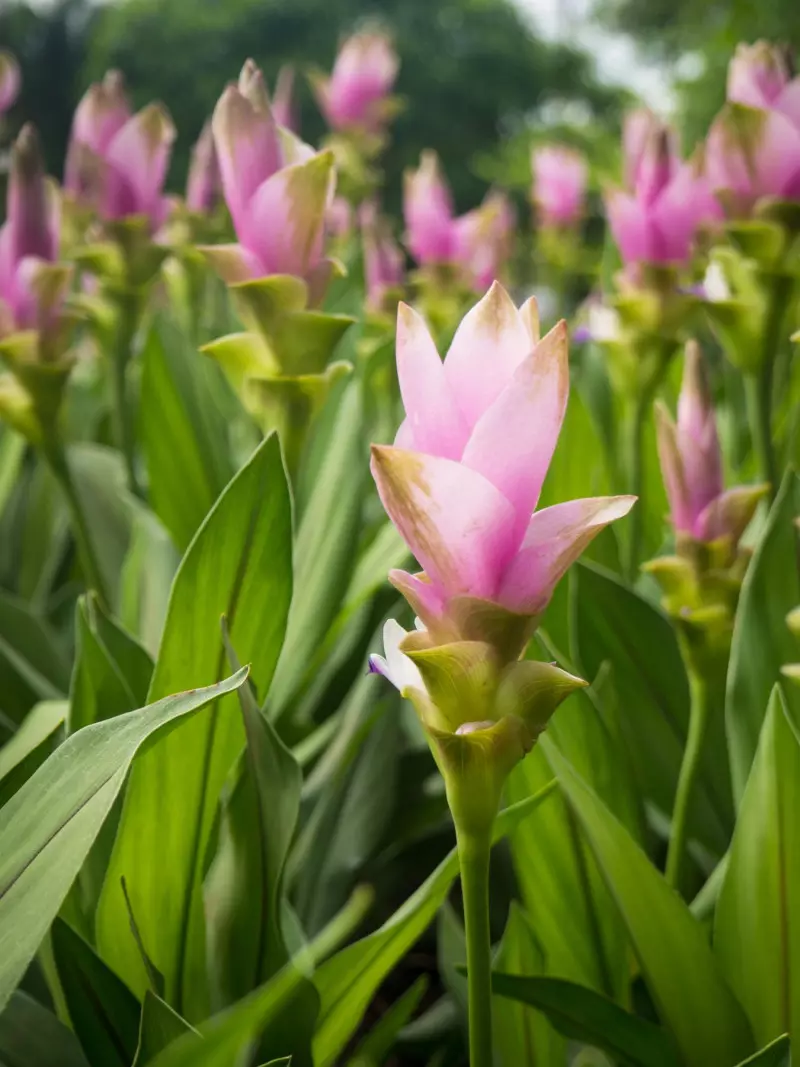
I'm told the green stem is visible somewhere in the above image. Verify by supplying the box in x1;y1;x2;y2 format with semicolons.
744;360;777;501
623;389;649;582
110;294;142;498
665;668;711;892
456;827;493;1067
41;433;109;607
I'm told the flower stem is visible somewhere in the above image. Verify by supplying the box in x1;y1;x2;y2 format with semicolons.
110;293;142;498
41;433;109;607
623;388;649;582
665;667;711;892
456;827;493;1067
744;360;776;501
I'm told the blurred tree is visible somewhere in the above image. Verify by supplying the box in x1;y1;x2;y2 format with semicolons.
596;0;800;142
2;0;626;212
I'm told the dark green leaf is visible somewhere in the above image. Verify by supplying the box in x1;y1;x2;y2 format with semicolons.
545;738;754;1067
735;1035;791;1067
0;669;247;1011
0;700;66;807
716;686;800;1046
132;991;199;1066
97;435;293;1021
51;918;140;1067
70;444;133;608
490;973;681;1067
726;470;800;802
0;991;89;1067
0;589;70;724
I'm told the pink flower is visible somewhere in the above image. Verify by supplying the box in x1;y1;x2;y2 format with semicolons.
186;122;220;214
314;30;398;133
404;153;513;291
65;71;175;229
207;60;334;288
327;196;353;239
532;145;587;226
706;42;800;209
0;125;65;335
361;201;404;311
606;113;722;272
271;65;298;132
0;51;20;115
370;283;635;640
656;342;756;544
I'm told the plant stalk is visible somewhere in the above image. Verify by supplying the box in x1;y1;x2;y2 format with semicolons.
665;667;711;892
110;293;142;498
41;432;109;607
456;827;493;1067
623;387;650;582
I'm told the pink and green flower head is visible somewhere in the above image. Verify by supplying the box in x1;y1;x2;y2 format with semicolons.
64;71;175;230
314;30;399;134
370;282;635;654
656;340;766;546
532;145;587;227
606;110;722;275
706;42;800;211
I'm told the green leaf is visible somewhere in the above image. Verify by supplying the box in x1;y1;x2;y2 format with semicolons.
348;975;428;1067
490;973;681;1067
140;317;234;553
715;686;800;1047
311;784;557;1067
51;918;140;1067
544;738;754;1067
0;668;247;1011
0;429;25;521
0;700;66;807
491;901;565;1067
735;1036;791;1067
97;435;293;1021
204;627;318;1066
268;383;364;719
133;991;199;1066
506;687;638;1004
0;991;89;1067
571;561;732;853
726;470;800;802
70;594;153;733
118;510;179;657
0;588;70;723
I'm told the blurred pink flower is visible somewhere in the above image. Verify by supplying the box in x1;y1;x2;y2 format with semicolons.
327;196;353;239
314;30;398;133
361;201;404;311
404;152;514;290
0;125;65;335
706;42;800;209
532;145;587;226
0;51;21;115
207;60;334;287
186;122;220;214
271;65;298;132
606;113;722;272
65;71;175;229
370;282;635;637
656;343;757;544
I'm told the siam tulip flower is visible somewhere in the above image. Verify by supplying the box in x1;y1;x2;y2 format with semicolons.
606;113;722;275
0;51;21;115
655;341;764;546
206;59;335;294
404;153;514;291
64;71;175;229
186;122;220;214
313;30;399;134
706;42;800;210
370;282;635;653
361;201;404;312
0;125;66;339
271;65;298;132
532;145;587;227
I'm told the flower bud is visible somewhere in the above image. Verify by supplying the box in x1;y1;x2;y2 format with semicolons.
186;122;220;214
532;145;587;227
0;50;21;115
314;30;399;133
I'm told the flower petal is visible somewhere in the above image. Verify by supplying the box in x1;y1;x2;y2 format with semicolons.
497;496;636;613
104;104;175;222
371;445;518;600
443;281;532;426
696;484;769;545
244;151;333;278
395;302;470;460
369;619;425;693
605;188;663;266
198;243;265;284
461;320;569;522
655;401;692;534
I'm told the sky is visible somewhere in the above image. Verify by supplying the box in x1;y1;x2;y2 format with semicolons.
513;0;676;112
